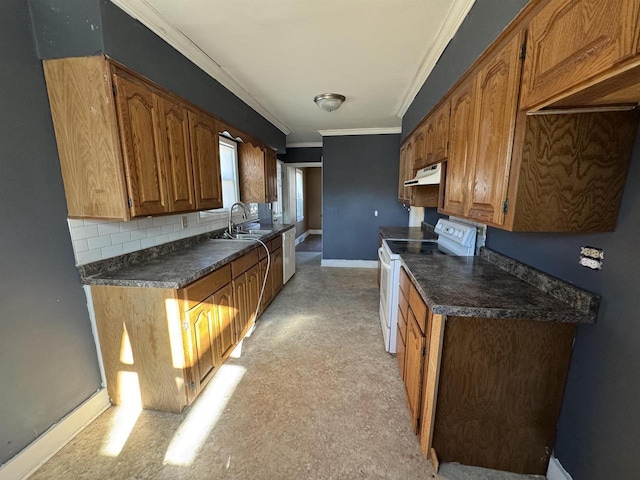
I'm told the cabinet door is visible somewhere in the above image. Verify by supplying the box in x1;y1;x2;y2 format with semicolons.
442;79;476;216
232;274;248;340
265;149;278;203
272;248;284;295
466;33;523;225
189;111;223;210
239;141;267;203
187;299;218;391
404;139;415;204
259;257;273;311
413;127;427;170
159;95;195;212
405;309;425;434
213;283;235;359
433;99;450;164
521;0;640;110
113;73;168;216
398;144;407;202
246;263;261;324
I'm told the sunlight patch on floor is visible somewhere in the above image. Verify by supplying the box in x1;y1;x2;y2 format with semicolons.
100;372;142;457
163;364;246;466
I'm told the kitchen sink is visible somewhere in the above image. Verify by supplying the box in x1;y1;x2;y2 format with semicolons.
247;229;273;235
228;232;263;240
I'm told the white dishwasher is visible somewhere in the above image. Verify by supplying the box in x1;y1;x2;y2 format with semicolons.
282;228;296;284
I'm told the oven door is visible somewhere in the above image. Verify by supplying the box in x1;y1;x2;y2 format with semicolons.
378;245;398;353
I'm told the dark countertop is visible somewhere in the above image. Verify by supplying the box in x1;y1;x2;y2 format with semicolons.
400;249;599;324
379;225;437;241
82;224;294;289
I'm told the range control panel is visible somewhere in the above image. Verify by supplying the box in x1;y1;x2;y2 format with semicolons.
435;219;476;247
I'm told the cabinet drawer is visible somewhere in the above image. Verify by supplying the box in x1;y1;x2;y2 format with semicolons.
180;264;231;307
409;284;427;334
231;248;259;278
399;267;411;297
269;236;281;253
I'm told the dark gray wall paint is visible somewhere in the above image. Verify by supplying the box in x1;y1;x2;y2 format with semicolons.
0;0;102;463
28;0;103;58
323;135;408;260
280;147;323;164
402;0;528;139
410;1;640;477
28;0;286;152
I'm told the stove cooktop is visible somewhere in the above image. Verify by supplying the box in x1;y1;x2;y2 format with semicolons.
385;240;450;255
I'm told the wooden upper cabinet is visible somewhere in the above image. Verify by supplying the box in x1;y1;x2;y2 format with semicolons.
188;111;223;210
442;79;476;217
159;95;196;212
429;100;450;166
238;141;268;203
398;144;407;202
113;72;168;217
265;148;278;203
466;32;524;225
521;0;640;110
413;126;427;170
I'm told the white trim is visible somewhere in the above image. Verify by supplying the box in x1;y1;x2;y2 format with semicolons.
110;0;291;135
284;162;322;168
295;231;310;246
321;259;378;268
286;142;323;148
0;390;110;480
319;127;401;137
547;455;574;480
308;229;322;235
396;0;476;117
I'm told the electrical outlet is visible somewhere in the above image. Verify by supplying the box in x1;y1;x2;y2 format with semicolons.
181;216;188;229
579;245;604;270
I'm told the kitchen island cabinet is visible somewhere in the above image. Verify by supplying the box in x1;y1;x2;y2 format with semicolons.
396;248;600;475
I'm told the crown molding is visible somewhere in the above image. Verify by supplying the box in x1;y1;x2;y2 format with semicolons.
319;127;402;137
286;142;323;148
396;0;476;117
110;0;291;135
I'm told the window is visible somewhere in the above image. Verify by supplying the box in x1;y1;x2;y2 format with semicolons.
219;137;239;208
296;168;304;222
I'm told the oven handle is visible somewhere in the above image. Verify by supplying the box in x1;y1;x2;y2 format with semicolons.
378;247;391;268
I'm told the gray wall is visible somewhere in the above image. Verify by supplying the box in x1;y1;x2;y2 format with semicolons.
0;0;102;464
402;0;528;139
414;1;640;477
280;147;323;164
28;0;286;153
323;135;408;260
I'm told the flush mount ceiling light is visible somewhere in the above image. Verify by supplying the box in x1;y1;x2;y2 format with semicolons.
314;93;346;112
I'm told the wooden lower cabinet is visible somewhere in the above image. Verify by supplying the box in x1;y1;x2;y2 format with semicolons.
398;267;578;475
90;236;289;413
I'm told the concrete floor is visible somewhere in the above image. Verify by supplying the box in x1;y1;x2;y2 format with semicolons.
29;252;544;480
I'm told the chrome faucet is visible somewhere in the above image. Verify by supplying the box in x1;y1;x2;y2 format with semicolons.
228;202;248;234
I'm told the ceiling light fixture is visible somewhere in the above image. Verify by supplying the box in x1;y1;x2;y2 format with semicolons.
314;93;346;112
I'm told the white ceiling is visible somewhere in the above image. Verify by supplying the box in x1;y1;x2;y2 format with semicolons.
112;0;475;145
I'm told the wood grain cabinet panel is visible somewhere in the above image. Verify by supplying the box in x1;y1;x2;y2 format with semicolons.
466;32;524;225
246;263;261;325
432;100;450;164
189;110;223;210
442;79;475;216
398;144;408;202
404;309;426;434
159;95;196;212
187;298;219;392
113;72;168;217
521;0;640;111
213;283;235;359
412;126;427;170
238;142;278;204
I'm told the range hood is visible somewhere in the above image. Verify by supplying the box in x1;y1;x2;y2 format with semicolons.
404;164;441;186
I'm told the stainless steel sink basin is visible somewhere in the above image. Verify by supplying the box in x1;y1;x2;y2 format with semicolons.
247;229;273;235
228;232;263;240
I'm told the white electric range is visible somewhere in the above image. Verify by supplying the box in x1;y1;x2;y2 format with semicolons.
377;219;477;353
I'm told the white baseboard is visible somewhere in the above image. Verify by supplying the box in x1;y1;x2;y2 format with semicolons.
308;229;322;235
547;455;573;480
295;231;309;245
321;259;378;268
0;389;110;480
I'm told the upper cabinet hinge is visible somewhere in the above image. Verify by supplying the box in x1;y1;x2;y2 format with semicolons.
519;43;527;61
503;199;509;214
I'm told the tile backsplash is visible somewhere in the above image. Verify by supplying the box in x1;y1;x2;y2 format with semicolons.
68;207;258;265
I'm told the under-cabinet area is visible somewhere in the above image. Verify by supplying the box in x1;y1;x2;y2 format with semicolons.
382;226;600;476
86;228;290;413
399;0;640;232
43;56;279;221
